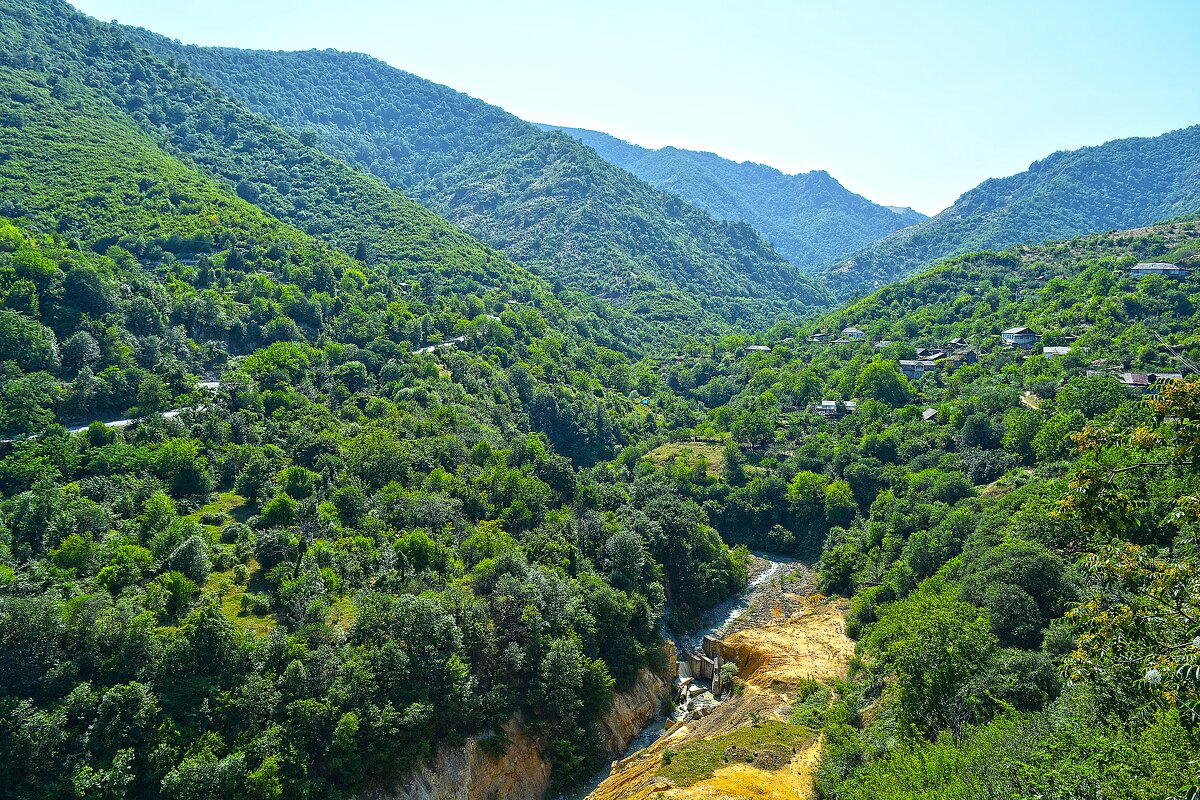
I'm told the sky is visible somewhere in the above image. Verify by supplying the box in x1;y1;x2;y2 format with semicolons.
71;0;1200;215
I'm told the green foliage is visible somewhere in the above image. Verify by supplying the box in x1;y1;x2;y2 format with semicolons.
124;33;832;345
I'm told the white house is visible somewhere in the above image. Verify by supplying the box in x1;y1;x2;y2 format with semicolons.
1001;326;1039;348
841;327;866;340
1042;346;1072;357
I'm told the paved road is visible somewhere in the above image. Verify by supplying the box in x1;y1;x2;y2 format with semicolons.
1;380;220;443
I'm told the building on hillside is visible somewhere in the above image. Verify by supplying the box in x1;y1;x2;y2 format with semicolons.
811;399;857;418
874;340;895;349
898;359;939;381
1042;346;1072;357
745;345;771;352
1131;262;1189;279
946;348;978;368
841;327;866;340
922;408;939;422
1094;371;1187;393
1001;326;1039;348
808;332;829;343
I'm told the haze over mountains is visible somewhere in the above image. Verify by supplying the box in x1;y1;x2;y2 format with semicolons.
537;124;926;271
121;27;1200;313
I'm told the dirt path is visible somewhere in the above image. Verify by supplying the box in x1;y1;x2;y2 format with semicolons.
584;599;853;800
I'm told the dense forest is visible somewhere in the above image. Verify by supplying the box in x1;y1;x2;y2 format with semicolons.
0;1;749;796
1;0;1200;798
541;125;925;271
119;33;830;343
829;124;1200;299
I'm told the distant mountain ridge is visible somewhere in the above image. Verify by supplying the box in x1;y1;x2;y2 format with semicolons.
537;124;925;271
826;124;1200;298
122;35;831;341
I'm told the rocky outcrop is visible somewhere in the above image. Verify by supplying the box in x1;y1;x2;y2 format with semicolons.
598;661;673;757
359;721;550;800
359;651;675;800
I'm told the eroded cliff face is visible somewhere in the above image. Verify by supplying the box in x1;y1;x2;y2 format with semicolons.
599;663;673;757
360;659;673;800
359;721;550;800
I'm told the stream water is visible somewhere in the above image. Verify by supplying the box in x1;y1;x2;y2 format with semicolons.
559;551;806;799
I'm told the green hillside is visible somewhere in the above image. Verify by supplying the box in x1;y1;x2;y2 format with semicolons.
541;124;926;270
119;35;831;338
1;1;1199;797
626;217;1200;797
0;1;751;796
827;125;1200;298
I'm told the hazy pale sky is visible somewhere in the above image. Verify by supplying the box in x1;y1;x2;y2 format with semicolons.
72;0;1200;215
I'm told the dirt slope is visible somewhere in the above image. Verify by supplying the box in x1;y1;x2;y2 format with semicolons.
584;598;852;800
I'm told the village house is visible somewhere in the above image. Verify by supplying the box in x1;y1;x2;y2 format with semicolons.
745;344;771;352
946;348;978;367
811;399;857;418
922;408;939;422
841;327;866;340
1090;370;1186;393
1131;262;1190;279
898;359;939;381
1042;345;1072;357
1001;326;1039;348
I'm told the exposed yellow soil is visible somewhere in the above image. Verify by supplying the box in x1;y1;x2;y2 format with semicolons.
719;600;853;690
584;599;852;800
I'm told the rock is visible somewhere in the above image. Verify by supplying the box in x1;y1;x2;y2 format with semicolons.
358;721;549;800
596;665;672;757
358;657;672;799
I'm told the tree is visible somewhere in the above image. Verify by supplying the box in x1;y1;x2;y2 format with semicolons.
721;442;746;484
137;374;170;414
156;438;213;497
61;331;101;375
277;465;318;500
1062;378;1200;713
869;583;997;736
0;372;61;436
1056;374;1127;419
856;361;912;407
236;453;274;506
0;309;59;371
168;536;211;584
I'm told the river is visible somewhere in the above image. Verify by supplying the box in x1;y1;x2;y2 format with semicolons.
560;551;811;799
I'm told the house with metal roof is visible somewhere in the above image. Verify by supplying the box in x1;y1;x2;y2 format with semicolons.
1131;262;1189;279
1001;326;1039;348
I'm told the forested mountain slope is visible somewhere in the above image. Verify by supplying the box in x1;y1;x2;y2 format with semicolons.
121;34;830;338
621;216;1200;797
540;124;926;270
827;125;1200;298
0;1;752;797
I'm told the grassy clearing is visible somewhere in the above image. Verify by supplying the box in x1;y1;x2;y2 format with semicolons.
185;491;251;536
204;557;276;635
656;720;816;787
643;440;727;477
327;595;357;632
